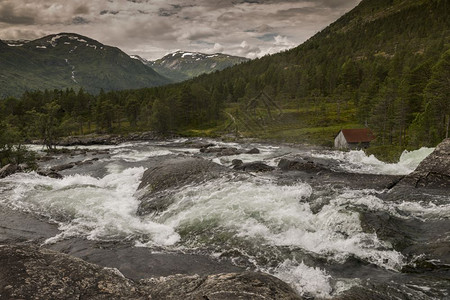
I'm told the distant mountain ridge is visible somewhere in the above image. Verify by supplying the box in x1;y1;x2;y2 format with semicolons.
142;51;249;82
0;33;170;97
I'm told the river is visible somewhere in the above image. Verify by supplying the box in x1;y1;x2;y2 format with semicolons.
0;139;448;299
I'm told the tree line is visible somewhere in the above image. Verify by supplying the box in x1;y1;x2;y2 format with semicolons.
1;0;449;167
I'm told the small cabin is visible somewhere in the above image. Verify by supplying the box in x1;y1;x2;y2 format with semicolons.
334;129;375;149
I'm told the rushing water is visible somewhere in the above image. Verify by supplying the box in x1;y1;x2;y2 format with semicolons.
1;140;448;298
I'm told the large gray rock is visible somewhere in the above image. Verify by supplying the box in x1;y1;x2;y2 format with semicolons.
136;156;230;215
278;158;327;173
397;138;450;189
0;244;143;299
277;158;403;191
0;163;18;178
0;244;302;300
144;272;302;300
200;146;243;156
233;160;275;172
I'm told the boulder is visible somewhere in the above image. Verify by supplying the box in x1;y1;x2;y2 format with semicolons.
200;147;243;156
0;244;143;300
0;244;302;300
145;272;302;300
396;138;450;189
137;156;230;215
231;159;243;166
278;158;326;173
0;163;18;178
37;169;63;179
246;148;260;154
50;162;76;172
233;161;275;172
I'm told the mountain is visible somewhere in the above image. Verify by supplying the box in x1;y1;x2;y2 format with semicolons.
0;0;448;150
142;51;249;82
0;33;170;97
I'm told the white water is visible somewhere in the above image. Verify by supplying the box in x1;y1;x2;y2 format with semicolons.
0;167;179;246
310;147;434;175
1;141;444;298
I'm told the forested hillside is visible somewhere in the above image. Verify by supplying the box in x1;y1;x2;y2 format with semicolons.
1;0;449;161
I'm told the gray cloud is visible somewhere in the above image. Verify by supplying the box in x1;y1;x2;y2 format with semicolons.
0;4;35;25
0;0;361;60
74;5;90;15
72;16;90;25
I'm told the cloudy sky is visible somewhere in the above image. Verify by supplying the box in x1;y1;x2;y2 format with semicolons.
0;0;361;60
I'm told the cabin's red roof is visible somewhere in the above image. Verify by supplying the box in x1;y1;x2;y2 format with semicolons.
341;129;375;143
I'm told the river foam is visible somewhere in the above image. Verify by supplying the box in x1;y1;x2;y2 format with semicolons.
0;167;179;246
310;147;434;175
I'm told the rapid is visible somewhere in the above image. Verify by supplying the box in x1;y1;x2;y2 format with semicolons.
0;139;448;299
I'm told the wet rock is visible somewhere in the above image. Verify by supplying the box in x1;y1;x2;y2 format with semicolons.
200;147;243;156
278;158;326;173
276;167;403;191
360;210;450;270
233;161;275;172
397;138;450;189
0;163;18;178
46;239;244;280
144;272;302;300
138;156;228;192
0;244;143;300
0;244;302;300
333;280;449;300
56;134;123;146
231;159;243;166
359;211;415;251
246;148;260;154
0;206;59;243
37;169;63;179
74;158;100;166
137;156;230;215
50;162;76;172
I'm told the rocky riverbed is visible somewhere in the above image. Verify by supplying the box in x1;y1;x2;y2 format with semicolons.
0;138;449;299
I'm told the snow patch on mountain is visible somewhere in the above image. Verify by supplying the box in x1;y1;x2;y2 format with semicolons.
68;36;87;43
65;58;78;84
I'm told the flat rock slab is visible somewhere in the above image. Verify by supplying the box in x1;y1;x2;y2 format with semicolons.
138;156;229;192
0;244;302;300
46;238;243;280
0;206;59;244
144;272;302;300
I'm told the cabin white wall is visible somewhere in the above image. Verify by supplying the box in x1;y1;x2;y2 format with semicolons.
334;131;348;149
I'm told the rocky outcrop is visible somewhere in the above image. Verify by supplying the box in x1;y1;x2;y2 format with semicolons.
0;163;18;178
0;244;302;300
33;131;172;147
0;244;143;300
136;156;230;215
246;148;260;154
232;159;274;172
278;158;327;173
277;157;403;191
145;272;301;300
396;138;450;189
200;146;243;156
